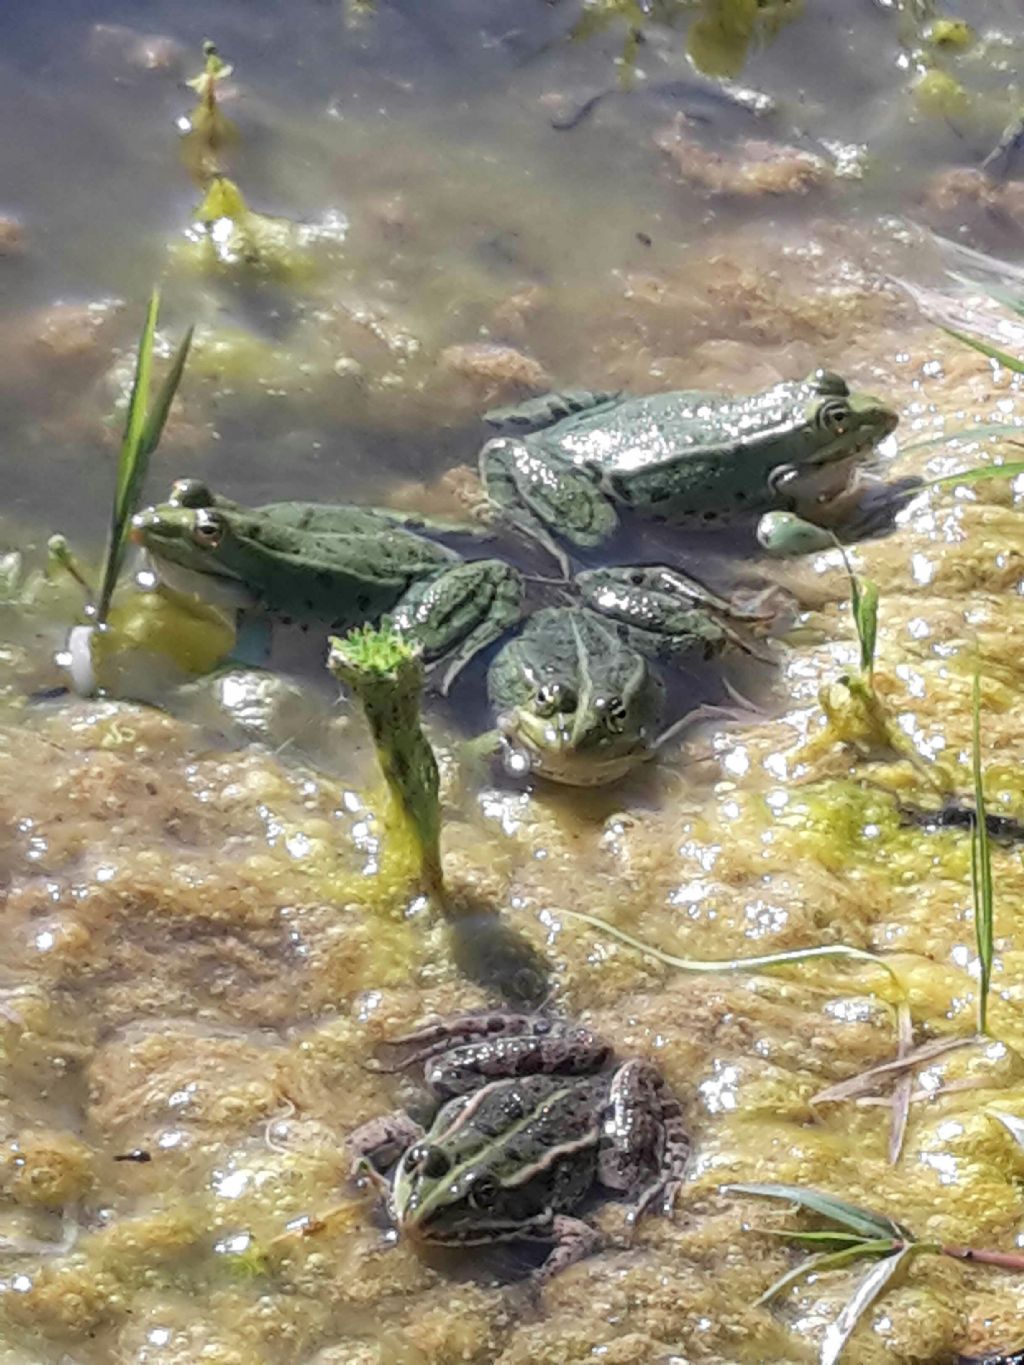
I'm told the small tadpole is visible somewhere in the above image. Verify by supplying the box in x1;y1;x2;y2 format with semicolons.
635;231;653;247
114;1148;152;1163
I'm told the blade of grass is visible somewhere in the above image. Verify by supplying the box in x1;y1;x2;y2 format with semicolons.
96;291;160;624
755;1240;897;1308
902;423;1024;454
723;1183;908;1240
556;907;903;991
820;1244;914;1365
888;1001;913;1165
920;458;1024;490
971;668;994;1036
941;326;1024;374
95;294;192;626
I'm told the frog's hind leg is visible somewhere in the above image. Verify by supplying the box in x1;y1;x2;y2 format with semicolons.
479;437;618;574
599;1060;690;1226
532;1215;602;1287
346;1110;425;1189
386;559;525;696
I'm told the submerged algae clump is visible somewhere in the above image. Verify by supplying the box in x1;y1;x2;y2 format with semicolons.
328;626;444;906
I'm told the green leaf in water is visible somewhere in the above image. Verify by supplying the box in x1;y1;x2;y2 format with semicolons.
95;292;193;625
971;667;994;1036
724;1182;908;1240
754;1238;898;1309
820;1244;915;1365
942;326;1024;374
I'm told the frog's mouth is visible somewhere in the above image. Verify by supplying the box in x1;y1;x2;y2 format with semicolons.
497;709;647;787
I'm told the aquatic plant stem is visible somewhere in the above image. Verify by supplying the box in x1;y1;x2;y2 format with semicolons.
327;627;445;907
557;907;904;992
971;667;994;1036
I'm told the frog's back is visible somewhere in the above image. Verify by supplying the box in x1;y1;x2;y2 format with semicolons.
228;518;453;625
544;381;808;474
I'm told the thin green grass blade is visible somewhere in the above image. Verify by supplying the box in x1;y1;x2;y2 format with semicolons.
902;424;1024;454
761;1230;874;1249
138;325;193;461
920;459;1024;491
96;291;160;624
942;326;1024;374
724;1183;907;1240
757;1240;897;1309
820;1244;913;1365
556;908;903;990
856;579;879;678
972;668;994;1036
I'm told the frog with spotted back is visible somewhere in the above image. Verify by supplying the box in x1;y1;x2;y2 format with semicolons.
479;370;899;568
130;481;523;692
348;1013;689;1286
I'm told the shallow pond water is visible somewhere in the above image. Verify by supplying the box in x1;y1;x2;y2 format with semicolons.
4;2;1024;1363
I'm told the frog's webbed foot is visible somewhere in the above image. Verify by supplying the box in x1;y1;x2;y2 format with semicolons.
531;1215;602;1288
346;1110;424;1189
387;559;525;696
479;436;617;576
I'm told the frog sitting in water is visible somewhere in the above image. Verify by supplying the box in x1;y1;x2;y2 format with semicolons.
348;1012;689;1286
479;369;899;567
485;572;772;786
130;481;523;692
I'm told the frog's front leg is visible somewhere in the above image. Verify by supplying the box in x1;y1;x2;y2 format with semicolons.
598;1060;690;1224
372;1014;611;1096
479;437;619;573
385;559;524;696
347;1110;424;1190
533;1214;602;1286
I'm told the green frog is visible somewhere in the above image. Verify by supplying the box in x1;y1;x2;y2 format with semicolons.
348;1012;689;1286
130;483;523;692
479;370;899;566
575;563;775;663
486;606;667;787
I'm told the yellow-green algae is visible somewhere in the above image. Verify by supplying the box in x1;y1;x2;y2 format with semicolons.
9;236;1024;1362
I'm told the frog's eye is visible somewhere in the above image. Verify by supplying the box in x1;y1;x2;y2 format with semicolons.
171;479;214;509
627;570;647;587
191;509;226;549
535;683;576;717
816;398;850;435
599;696;628;733
468;1175;499;1209
813;370;849;398
415;1146;451;1179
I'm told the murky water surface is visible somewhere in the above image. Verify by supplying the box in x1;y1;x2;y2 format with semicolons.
4;3;1024;1362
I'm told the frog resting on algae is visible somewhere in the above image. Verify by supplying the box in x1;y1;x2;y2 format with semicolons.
131;479;524;693
348;1012;689;1286
478;368;900;566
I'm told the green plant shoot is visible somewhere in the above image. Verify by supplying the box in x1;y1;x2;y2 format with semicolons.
971;667;994;1035
95;291;193;626
327;626;444;905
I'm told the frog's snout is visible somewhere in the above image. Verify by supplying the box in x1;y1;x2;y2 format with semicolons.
129;510;156;545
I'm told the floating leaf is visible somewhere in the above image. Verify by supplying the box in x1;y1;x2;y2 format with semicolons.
723;1183;908;1240
972;668;995;1036
821;1244;914;1365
